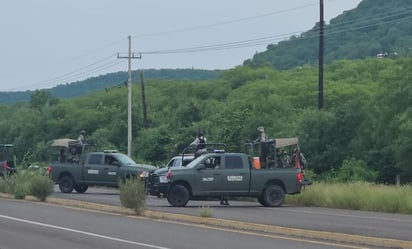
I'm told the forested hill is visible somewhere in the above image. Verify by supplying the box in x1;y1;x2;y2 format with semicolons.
0;69;221;104
244;0;412;69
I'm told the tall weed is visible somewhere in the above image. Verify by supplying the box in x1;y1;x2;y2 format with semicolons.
119;178;147;214
286;182;412;214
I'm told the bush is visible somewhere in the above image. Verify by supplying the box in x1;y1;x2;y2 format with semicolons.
0;175;16;194
119;178;147;214
199;206;213;217
9;171;32;199
30;174;54;201
0;170;54;201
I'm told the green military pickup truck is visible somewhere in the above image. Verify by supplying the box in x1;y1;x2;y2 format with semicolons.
148;151;305;207
49;150;157;193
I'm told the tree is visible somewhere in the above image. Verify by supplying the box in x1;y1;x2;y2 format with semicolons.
30;90;59;111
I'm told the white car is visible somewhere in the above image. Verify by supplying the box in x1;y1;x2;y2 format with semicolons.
166;154;194;167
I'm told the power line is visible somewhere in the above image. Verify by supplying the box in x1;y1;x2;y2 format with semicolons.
20;3;412;90
139;7;412;55
19;54;123;91
15;3;354;90
133;2;319;38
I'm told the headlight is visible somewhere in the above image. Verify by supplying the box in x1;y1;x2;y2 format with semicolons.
159;175;169;183
140;171;149;178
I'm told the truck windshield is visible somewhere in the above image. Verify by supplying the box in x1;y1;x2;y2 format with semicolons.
114;154;137;165
185;155;207;168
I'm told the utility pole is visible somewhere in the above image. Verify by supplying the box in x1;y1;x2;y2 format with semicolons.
117;35;141;157
318;0;324;110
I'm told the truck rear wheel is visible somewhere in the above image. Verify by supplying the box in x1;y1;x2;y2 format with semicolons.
59;175;74;193
262;185;285;207
74;184;88;193
167;184;189;207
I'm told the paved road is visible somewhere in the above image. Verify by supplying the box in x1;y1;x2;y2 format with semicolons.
0;198;361;249
51;187;412;243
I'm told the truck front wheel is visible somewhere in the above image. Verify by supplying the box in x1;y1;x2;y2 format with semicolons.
167;184;189;207
74;184;88;193
59;175;74;193
262;185;285;207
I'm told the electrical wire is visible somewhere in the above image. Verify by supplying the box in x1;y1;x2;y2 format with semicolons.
139;5;412;55
21;54;123;90
134;2;319;38
21;2;412;90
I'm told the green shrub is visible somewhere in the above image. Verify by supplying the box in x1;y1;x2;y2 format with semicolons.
30;174;54;201
0;170;53;201
337;159;378;182
14;184;27;199
8;172;32;199
199;206;213;217
0;175;16;194
119;178;147;214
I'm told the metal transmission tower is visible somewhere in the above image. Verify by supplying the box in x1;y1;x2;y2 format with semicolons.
117;35;141;157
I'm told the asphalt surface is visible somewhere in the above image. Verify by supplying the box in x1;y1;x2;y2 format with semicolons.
47;187;412;249
0;198;361;249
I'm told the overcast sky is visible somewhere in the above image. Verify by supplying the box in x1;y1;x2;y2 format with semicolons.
0;0;362;91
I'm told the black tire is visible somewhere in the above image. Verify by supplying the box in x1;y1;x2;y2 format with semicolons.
167;184;190;207
262;185;285;207
59;175;74;193
74;184;88;193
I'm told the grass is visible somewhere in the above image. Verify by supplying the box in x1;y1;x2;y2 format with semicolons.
286;182;412;214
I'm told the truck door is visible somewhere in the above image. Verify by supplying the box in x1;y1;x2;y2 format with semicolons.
219;155;250;194
83;154;106;183
102;155;121;184
195;155;226;195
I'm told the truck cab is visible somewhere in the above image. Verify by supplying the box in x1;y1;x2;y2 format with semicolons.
49;150;157;193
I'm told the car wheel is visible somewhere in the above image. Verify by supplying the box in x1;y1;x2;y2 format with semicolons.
262;185;285;207
59;175;74;193
74;184;88;193
167;184;189;207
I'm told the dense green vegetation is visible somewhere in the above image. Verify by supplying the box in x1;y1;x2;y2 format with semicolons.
245;0;412;69
0;69;221;104
1;57;412;185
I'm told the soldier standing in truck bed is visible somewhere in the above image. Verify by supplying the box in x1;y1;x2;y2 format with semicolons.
255;126;268;168
191;132;207;157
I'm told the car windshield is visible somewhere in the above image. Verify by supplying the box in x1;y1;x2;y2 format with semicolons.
114;153;137;165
